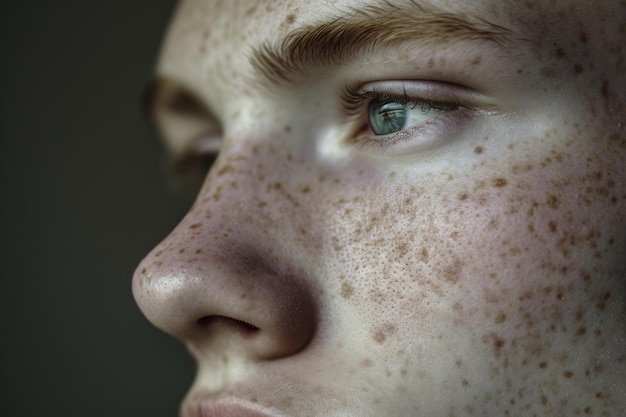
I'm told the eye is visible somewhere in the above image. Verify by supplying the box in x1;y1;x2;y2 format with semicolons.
339;81;483;153
145;77;221;196
368;98;447;136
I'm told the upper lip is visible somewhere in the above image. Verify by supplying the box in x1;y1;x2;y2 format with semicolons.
183;395;286;417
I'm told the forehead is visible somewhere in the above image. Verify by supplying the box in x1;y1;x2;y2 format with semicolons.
156;0;624;123
158;0;613;81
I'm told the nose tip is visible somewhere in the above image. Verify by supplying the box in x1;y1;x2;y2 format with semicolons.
132;231;317;361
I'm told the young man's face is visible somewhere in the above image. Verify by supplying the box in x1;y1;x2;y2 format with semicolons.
133;0;626;415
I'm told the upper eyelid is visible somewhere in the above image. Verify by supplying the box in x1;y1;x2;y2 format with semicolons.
340;80;497;119
340;82;462;119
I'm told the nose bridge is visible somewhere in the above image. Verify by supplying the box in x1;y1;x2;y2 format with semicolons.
132;138;318;361
187;139;310;246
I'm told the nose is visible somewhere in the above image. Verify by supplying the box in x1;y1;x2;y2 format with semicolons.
132;148;318;361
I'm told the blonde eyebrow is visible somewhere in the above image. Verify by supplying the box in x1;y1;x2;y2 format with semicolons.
251;0;520;87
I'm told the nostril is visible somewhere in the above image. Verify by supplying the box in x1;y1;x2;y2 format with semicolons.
233;319;260;332
197;315;260;336
134;240;319;360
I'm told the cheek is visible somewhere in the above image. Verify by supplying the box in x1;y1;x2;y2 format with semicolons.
319;130;625;343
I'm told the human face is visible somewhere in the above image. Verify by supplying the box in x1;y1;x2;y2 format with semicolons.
133;0;626;415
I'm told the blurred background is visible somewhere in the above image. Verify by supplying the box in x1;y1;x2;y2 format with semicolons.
1;1;198;415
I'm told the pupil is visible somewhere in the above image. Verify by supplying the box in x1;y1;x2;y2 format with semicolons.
369;99;408;135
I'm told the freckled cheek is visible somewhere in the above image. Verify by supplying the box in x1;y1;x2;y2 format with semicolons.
321;183;477;317
320;163;608;317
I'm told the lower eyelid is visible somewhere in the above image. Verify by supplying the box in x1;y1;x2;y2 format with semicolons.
353;108;471;155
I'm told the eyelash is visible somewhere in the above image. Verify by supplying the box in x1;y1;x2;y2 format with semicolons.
339;84;462;148
341;86;459;117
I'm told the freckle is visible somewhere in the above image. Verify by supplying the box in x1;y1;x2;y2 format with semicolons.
372;323;397;344
563;370;574;378
576;326;586;336
442;259;462;283
178;248;185;254
189;223;202;229
584;407;592;414
373;329;387;344
341;282;354;299
493;336;505;349
575;308;584;321
458;192;468;201
284;13;296;25
539;361;548;369
580;31;588;43
548;220;558;233
195;248;202;254
141;268;146;275
420;247;430;263
555;47;566;57
462;378;469;386
541;395;548;405
245;4;257;16
574;63;584;74
494;312;507;324
546;194;560;209
396;242;409;258
155;250;163;257
474;146;484;154
469;56;482;65
492;178;508;187
455;359;463;368
484;332;506;355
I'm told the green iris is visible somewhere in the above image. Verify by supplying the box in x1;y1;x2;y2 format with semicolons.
369;99;408;135
368;98;437;136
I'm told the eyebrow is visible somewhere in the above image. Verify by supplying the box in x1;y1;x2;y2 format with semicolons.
251;0;521;87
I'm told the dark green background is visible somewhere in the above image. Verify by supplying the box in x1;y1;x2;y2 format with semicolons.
1;1;197;415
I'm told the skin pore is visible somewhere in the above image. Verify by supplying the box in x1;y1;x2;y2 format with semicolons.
133;0;626;416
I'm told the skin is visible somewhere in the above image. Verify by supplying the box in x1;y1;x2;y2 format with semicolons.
133;0;626;415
